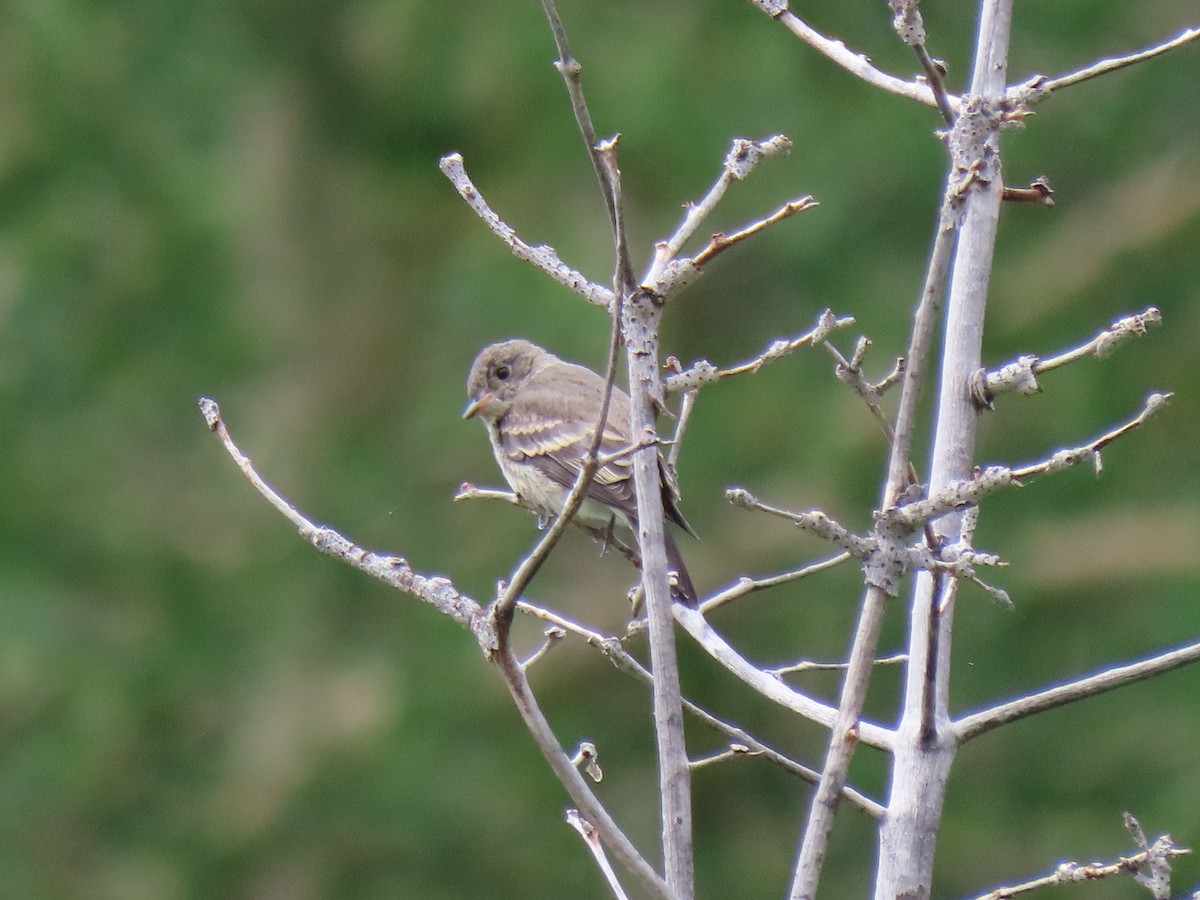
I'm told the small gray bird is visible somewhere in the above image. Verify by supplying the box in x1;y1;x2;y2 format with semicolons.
464;338;698;606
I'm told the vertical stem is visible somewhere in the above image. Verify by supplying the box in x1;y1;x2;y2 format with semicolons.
876;2;1013;898
787;53;965;900
623;291;694;899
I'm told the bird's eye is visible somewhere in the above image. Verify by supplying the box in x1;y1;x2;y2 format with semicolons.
495;364;511;381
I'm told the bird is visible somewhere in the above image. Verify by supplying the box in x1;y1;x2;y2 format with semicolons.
463;338;698;606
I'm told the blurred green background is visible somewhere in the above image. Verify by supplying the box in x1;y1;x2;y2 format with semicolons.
2;1;1198;897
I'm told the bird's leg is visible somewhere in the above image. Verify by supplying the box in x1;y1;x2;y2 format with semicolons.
598;513;618;556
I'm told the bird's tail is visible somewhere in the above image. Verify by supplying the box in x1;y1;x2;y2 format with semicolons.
663;531;697;607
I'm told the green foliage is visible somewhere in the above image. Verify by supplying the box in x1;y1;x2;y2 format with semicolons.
2;1;1198;897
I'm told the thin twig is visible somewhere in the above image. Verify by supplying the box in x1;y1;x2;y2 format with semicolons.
699;553;853;615
824;336;901;443
665;310;854;393
1009;26;1200;108
539;0;622;251
963;816;1190;900
497;645;674;899
884;392;1172;530
645;135;794;285
567;810;632;900
887;0;955;124
673;604;894;751
199;397;669;894
438;154;614;309
522;626;567;671
978;307;1161;403
543;3;695;885
746;0;953;112
517;601;885;818
955;639;1200;743
689;196;819;269
770;653;908;678
199;398;483;629
455;483;643;567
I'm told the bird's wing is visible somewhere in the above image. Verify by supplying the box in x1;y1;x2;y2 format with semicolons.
498;367;638;517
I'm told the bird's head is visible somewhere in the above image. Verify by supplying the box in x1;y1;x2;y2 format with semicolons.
463;338;552;422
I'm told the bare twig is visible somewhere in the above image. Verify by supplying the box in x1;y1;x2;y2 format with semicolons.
1000;176;1054;206
690;743;758;770
963;814;1190;900
977;307;1161;402
455;483;643;567
571;742;604;783
438;154;614;309
746;0;953;112
1009;26;1200;109
539;0;623;253
522;626;567;671
886;392;1171;530
689;196;819;269
769;653;908;678
665;387;698;469
455;483;524;506
1009;392;1171;479
539;7;697;882
645;135;794;285
955;640;1200;744
200;398;483;629
665;310;854;393
824;336;903;443
199;397;668;895
496;643;674;898
673;605;894;751
516;601;885;817
567;810;632;900
699;553;853;615
888;0;955;124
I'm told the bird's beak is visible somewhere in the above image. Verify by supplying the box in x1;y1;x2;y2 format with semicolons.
462;392;494;420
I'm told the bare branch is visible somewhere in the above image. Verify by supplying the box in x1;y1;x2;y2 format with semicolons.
888;0;955;124
770;653;908;678
728;489;876;558
454;483;524;506
199;397;668;895
977;307;1161;403
516;602;885;817
522;626;567;671
700;553;853;615
438;154;614;309
1009;392;1171;479
825;335;904;443
886;392;1172;530
955;640;1200;744
567;810;632;900
665;386;697;468
1001;176;1054;206
645;135;794;284
674;605;895;751
495;646;673;898
1009;26;1200;109
688;195;819;270
455;483;643;567
963;814;1190;900
665;310;855;393
746;1;953;112
199;398;484;630
539;0;624;254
